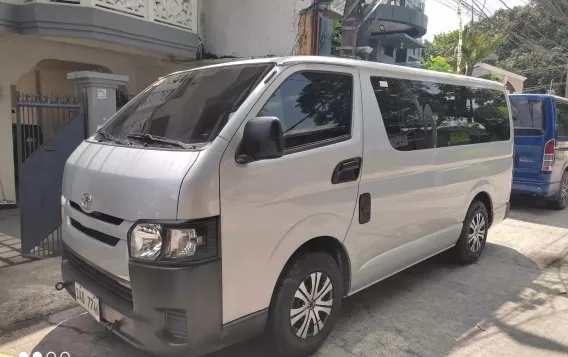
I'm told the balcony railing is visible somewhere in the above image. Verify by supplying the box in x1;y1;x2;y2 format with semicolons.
23;0;197;32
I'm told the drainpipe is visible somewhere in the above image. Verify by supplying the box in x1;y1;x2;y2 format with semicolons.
312;0;320;55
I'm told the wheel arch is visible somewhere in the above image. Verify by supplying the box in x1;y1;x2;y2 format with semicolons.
472;191;494;227
271;236;352;304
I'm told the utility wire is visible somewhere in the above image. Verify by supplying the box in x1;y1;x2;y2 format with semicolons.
468;0;568;66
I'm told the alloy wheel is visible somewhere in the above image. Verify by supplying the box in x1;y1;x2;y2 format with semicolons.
290;271;333;339
561;176;568;205
468;212;486;252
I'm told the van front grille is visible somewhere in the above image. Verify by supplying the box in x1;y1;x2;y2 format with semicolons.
65;248;133;302
70;201;124;225
70;219;120;246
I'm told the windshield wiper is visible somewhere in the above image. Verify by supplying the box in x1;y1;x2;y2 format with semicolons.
126;133;189;148
97;130;127;144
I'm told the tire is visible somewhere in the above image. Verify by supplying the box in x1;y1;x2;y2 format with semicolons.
547;171;568;210
449;200;489;264
269;252;343;357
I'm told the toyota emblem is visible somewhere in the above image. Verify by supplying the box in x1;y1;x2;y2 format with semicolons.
81;193;92;211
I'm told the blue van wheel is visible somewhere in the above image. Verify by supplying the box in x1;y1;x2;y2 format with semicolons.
547;171;568;210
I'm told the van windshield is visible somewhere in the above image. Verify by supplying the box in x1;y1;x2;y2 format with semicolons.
510;99;546;136
96;63;274;147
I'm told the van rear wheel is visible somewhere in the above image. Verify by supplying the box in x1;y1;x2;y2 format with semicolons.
269;252;343;357
547;171;568;210
450;201;489;264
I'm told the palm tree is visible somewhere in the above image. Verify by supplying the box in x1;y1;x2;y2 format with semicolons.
444;25;508;76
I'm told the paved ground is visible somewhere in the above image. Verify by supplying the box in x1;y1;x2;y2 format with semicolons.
1;199;567;357
0;258;76;330
0;209;30;267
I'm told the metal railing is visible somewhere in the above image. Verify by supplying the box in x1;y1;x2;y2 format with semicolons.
15;93;82;259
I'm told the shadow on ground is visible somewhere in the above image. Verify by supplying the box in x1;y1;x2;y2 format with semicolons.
0;209;20;239
27;240;560;357
509;195;568;230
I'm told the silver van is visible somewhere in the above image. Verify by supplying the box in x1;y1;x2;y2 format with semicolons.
60;57;513;357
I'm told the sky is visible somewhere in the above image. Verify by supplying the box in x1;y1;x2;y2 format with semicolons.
424;0;528;40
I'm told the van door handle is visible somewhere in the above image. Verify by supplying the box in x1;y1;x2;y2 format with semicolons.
332;157;362;184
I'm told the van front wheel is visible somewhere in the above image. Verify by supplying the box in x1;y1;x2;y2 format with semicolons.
269;252;343;357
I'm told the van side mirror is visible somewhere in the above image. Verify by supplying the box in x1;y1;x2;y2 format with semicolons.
236;117;284;164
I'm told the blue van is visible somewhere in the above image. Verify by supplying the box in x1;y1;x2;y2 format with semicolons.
510;94;568;209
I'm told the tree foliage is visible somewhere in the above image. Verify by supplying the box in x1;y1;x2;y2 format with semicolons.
426;2;568;94
331;20;342;56
424;25;507;75
485;3;568;95
423;31;459;62
423;56;453;73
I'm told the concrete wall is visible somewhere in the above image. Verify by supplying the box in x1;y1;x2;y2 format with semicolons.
201;0;313;58
0;34;187;205
506;77;525;94
472;67;525;93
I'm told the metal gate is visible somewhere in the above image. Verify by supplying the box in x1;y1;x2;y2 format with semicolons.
15;93;86;258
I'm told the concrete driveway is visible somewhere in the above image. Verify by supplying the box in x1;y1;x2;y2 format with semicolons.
1;199;567;357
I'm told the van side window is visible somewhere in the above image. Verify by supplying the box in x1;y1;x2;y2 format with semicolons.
370;77;436;151
472;88;511;142
556;101;568;137
371;76;510;151
259;71;352;150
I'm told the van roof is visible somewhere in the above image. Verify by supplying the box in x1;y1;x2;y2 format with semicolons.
509;93;568;104
171;56;506;91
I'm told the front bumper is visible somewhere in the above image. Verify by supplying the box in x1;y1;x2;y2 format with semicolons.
62;245;265;356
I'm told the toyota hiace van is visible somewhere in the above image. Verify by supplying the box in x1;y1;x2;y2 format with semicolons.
61;56;513;357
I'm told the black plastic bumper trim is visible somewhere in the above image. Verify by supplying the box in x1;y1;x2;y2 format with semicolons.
62;245;267;356
222;308;268;347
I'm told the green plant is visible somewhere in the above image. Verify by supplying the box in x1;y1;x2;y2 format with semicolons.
424;25;508;76
423;56;453;73
331;20;342;56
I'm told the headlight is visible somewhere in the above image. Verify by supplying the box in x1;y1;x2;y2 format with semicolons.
131;224;163;261
129;218;218;263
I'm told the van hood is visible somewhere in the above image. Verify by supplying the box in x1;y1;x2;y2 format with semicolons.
63;142;199;221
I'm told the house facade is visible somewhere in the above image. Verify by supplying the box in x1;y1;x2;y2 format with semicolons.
360;0;428;65
0;0;428;208
0;0;317;207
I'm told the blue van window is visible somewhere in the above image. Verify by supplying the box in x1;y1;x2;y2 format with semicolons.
511;99;546;136
555;101;568;137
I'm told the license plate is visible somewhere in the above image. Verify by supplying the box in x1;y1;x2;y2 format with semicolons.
75;282;100;322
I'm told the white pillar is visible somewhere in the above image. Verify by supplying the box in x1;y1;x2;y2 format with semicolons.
0;81;16;206
67;71;129;136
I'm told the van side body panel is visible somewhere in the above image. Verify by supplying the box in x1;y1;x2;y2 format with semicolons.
218;63;363;324
177;137;227;220
345;68;513;294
